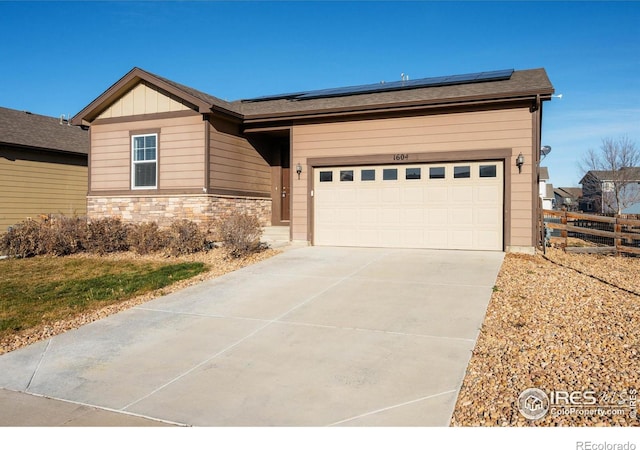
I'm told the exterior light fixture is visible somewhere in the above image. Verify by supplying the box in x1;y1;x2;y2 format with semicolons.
516;153;525;173
296;163;302;180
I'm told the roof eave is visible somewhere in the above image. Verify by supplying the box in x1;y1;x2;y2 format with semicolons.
243;90;553;124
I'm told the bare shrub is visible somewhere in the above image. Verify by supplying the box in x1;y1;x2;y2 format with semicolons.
85;218;130;254
127;222;167;255
214;212;263;257
165;220;207;256
39;215;87;256
0;218;43;258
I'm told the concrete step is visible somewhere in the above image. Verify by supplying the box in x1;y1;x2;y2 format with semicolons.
261;226;290;242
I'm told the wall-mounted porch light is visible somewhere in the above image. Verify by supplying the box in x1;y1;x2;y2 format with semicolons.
516;153;525;173
296;163;302;180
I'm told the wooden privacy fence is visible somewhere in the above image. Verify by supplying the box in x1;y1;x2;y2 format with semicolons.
541;210;640;256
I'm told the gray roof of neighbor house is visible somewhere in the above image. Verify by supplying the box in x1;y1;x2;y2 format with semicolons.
0;107;89;155
554;187;583;198
580;168;640;184
73;67;554;125
539;167;550;180
545;184;554;199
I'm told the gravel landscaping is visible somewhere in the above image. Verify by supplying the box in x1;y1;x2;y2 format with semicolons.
451;248;640;426
0;247;280;356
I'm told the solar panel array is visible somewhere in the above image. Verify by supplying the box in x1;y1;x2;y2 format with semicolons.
242;69;514;103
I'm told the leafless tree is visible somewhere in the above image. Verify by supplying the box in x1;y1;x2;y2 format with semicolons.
580;136;640;215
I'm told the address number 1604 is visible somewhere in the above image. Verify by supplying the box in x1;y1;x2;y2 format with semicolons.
393;154;409;161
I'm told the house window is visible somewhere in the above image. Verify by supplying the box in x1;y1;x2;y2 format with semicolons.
319;171;333;182
132;134;157;189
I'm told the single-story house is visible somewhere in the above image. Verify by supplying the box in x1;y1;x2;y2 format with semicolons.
72;67;554;253
0;107;89;231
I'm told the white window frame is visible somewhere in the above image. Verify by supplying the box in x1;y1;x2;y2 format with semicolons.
131;133;158;190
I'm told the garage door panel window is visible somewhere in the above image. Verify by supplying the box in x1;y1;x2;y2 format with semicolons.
405;168;421;180
479;165;497;178
361;169;375;181
454;166;471;179
340;170;354;182
320;171;333;182
429;167;445;179
383;168;398;180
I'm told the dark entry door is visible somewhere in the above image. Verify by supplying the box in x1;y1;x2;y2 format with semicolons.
281;167;290;221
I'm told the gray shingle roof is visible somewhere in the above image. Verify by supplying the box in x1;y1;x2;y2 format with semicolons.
235;68;554;119
539;166;550;180
0;107;89;155
581;168;640;183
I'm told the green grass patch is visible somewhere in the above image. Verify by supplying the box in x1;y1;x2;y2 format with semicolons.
0;256;207;339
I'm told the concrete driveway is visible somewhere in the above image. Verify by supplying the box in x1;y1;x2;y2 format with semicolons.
0;246;504;426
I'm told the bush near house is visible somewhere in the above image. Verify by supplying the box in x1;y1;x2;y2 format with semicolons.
0;214;262;258
213;211;263;257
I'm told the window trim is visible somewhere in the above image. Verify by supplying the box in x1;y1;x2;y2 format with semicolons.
131;133;158;190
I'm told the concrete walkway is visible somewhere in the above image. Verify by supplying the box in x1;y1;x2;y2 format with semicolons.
0;246;504;426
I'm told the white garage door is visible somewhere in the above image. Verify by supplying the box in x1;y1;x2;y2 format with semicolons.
313;161;503;250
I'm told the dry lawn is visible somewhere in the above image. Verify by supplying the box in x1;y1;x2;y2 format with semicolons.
0;247;280;356
451;248;640;426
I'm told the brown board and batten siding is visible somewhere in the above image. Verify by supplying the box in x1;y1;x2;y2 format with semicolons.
89;114;205;193
209;120;271;197
0;146;87;230
291;107;535;248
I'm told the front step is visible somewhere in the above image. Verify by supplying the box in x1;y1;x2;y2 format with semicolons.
261;226;290;244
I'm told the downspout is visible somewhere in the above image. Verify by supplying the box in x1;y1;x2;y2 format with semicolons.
203;114;211;195
533;94;542;249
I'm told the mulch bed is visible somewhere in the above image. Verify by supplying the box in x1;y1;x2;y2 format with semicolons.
451;249;640;426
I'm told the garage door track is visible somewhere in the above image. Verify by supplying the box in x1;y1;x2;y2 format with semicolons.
0;246;504;426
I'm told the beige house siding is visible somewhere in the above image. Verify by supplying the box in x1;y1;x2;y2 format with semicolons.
90;114;205;192
97;82;191;119
209;120;271;196
0;149;87;230
291;107;535;248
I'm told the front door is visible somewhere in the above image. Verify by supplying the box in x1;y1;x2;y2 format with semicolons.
281;167;290;221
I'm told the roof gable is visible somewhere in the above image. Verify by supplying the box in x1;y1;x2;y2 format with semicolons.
0;107;88;155
96;81;195;120
72;67;239;126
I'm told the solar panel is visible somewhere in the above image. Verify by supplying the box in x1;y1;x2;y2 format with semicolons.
241;91;309;103
295;69;514;100
242;69;514;102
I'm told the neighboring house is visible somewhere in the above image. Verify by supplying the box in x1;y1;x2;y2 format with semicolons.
579;168;640;214
539;167;555;210
0;107;89;231
72;67;554;253
553;187;582;211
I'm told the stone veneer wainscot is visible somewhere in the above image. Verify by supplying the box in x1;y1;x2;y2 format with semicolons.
87;195;272;227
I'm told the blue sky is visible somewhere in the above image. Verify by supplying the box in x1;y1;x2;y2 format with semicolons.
1;1;638;188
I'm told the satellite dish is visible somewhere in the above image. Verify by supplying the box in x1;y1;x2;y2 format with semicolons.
540;145;552;159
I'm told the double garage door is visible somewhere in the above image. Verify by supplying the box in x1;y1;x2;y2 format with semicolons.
313;161;503;251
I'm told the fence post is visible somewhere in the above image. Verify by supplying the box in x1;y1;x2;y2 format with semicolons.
615;215;622;256
561;210;568;250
